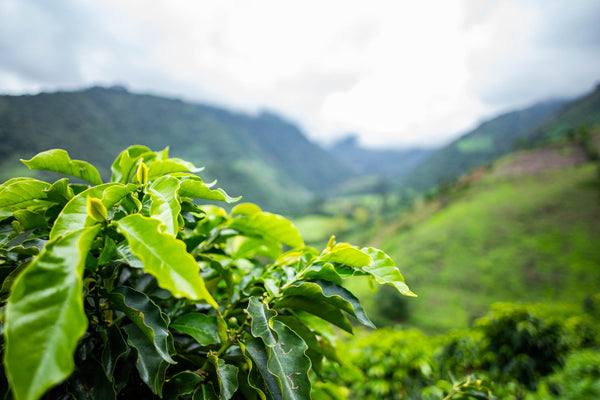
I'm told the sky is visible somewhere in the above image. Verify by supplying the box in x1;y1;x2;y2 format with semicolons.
0;0;599;149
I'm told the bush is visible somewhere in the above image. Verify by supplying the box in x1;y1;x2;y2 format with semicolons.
0;147;414;400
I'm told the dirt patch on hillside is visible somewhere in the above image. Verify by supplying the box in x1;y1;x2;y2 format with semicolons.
492;145;590;177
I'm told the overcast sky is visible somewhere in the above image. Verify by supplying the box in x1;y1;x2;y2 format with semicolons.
1;0;599;148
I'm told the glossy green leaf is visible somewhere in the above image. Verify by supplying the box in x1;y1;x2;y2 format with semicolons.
170;313;220;346
148;159;203;180
43;178;73;204
209;356;239;400
243;339;282;400
281;280;375;328
110;145;153;184
231;203;262;216
229;212;303;249
4;226;101;400
247;296;278;346
21;149;102;185
317;243;372;268
107;286;175;364
193;382;219;400
50;183;137;239
0;178;50;208
163;371;203;399
274;296;353;333
13;210;47;230
148;176;182;235
244;321;311;400
361;247;416;297
298;263;343;284
179;177;240;204
100;324;130;382
122;323;170;397
116;214;218;307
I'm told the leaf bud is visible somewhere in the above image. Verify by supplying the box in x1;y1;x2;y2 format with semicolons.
136;161;148;185
87;196;107;222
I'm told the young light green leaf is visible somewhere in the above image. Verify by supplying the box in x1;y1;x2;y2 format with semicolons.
148;176;182;236
231;202;262;216
122;323;170;397
247;296;278;346
229;212;303;249
179;177;240;204
50;183;137;239
148;159;204;180
0;178;50;208
170;313;220;346
110;145;153;184
361;247;416;297
21;149;102;185
116;214;218;307
107;286;175;364
13;210;47;231
4;225;101;400
317;243;373;268
281;280;375;328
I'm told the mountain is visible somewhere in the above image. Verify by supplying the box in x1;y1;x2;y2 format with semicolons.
328;134;435;179
399;98;569;192
525;83;600;144
368;136;600;333
0;86;352;212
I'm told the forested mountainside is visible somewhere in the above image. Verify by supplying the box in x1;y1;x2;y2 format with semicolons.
0;86;352;212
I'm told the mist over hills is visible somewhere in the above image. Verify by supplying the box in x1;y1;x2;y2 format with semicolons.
0;83;598;211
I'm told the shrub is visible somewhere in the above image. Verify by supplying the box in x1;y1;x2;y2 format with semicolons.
0;146;414;400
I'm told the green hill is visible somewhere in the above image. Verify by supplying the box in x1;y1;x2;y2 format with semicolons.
367;141;600;333
400;98;568;192
0;86;352;212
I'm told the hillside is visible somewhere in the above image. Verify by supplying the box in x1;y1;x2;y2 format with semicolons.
366;140;600;333
526;83;600;144
0;86;352;212
400;98;569;192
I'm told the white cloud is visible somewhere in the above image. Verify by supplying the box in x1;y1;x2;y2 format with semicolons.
0;0;598;148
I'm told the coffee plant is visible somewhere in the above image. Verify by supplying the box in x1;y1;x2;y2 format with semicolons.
0;146;414;400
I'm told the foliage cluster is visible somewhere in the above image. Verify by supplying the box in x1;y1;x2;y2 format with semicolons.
0;147;414;400
318;302;600;400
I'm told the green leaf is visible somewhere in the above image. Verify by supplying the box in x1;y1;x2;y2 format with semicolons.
193;383;219;400
229;212;303;249
148;159;204;180
122;323;170;397
148;176;182;235
110;145;153;184
170;313;220;346
274;296;353;333
281;280;375;328
231;203;262;216
43;178;74;205
209;356;239;400
163;371;203;399
179;177;240;204
4;225;101;400
100;324;130;382
243;339;282;400
0;178;50;208
116;214;218;307
317;243;372;268
361;247;416;297
247;296;278;346
50;183;137;239
13;210;47;231
21;149;102;185
244;322;311;400
107;286;175;364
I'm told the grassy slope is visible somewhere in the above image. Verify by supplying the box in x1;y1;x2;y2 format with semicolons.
374;161;600;333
